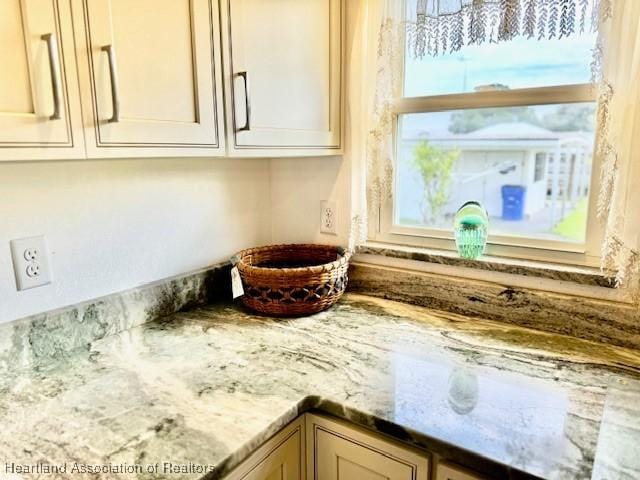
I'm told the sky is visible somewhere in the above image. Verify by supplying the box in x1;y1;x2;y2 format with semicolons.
404;32;597;97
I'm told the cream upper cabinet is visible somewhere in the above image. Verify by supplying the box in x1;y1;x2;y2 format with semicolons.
3;1;343;161
72;0;226;158
306;414;429;480
0;0;83;161
221;0;343;157
225;417;305;480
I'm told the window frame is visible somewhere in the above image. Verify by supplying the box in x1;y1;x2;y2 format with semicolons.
372;78;604;267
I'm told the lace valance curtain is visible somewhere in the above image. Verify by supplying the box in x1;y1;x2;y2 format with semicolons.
406;0;607;58
361;0;640;291
594;0;640;288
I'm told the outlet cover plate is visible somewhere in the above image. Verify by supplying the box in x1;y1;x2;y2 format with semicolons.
320;200;337;235
10;236;52;291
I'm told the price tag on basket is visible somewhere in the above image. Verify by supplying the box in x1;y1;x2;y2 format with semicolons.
230;266;244;299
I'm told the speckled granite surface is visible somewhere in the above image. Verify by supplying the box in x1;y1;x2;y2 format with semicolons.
0;264;230;372
357;245;616;288
1;294;640;480
350;262;640;350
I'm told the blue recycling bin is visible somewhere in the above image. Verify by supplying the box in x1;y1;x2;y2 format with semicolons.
501;185;526;221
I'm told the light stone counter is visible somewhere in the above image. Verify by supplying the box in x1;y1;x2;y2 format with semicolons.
1;294;640;480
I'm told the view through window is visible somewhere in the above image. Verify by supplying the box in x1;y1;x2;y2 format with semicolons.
395;31;597;244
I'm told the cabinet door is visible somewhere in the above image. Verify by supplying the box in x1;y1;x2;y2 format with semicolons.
436;462;486;480
73;0;225;157
225;418;305;480
306;414;429;480
0;0;83;160
222;0;343;156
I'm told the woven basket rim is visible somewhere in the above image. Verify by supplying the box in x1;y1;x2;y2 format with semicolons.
235;243;351;275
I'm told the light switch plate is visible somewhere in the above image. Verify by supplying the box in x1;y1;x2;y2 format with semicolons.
10;236;53;291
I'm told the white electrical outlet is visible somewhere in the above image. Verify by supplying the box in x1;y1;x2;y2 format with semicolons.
10;236;52;291
320;200;337;235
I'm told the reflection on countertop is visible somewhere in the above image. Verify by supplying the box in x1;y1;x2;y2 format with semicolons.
393;354;568;476
1;293;639;479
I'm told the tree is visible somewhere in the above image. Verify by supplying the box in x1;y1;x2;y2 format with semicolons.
447;104;595;134
412;140;460;225
448;106;540;133
542;104;595;132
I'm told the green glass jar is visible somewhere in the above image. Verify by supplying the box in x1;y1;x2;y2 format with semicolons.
453;201;489;260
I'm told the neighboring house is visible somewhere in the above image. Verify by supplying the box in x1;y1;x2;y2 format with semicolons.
397;122;593;226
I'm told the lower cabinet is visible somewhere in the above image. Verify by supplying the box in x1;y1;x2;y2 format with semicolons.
223;413;485;480
435;461;485;480
306;414;429;480
224;417;304;480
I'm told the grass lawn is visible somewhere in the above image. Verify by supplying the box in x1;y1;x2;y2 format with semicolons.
553;198;588;241
399;216;422;226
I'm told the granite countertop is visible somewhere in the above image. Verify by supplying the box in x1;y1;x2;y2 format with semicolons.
1;293;640;480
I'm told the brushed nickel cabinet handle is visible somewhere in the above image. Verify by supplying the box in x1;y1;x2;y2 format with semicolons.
237;71;251;132
41;33;62;120
101;45;120;123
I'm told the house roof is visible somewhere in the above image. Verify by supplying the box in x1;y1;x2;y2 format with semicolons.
406;122;594;151
461;122;558;140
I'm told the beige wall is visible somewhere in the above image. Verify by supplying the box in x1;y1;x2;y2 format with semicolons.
269;156;352;247
0;158;272;323
0;155;353;324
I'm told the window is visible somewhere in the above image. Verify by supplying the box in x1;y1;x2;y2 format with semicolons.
376;17;602;266
534;153;546;183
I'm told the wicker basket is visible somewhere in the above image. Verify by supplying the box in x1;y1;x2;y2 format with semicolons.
235;244;351;317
